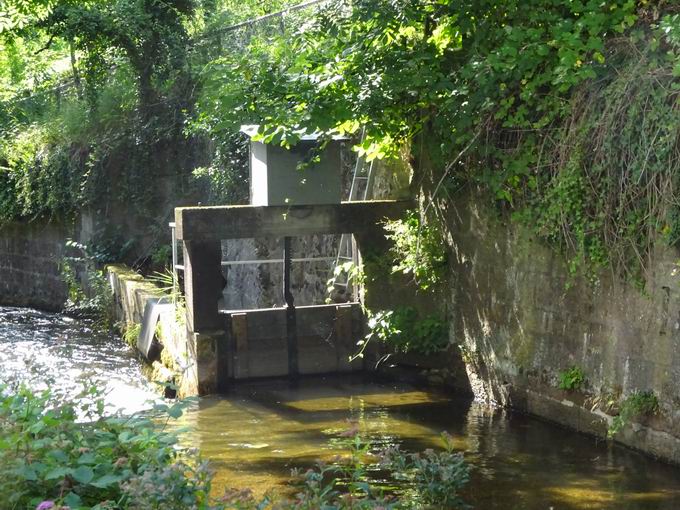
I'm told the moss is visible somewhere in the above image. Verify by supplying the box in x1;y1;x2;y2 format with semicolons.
122;322;142;347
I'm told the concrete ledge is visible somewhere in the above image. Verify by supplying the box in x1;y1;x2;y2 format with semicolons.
175;200;413;240
508;383;680;465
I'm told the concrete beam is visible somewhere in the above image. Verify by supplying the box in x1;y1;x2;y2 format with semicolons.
174;200;412;241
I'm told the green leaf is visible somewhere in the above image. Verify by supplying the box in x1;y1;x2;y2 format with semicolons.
49;449;69;463
72;466;94;485
63;492;83;508
91;473;123;488
168;403;184;419
45;466;73;480
77;452;97;465
15;465;37;481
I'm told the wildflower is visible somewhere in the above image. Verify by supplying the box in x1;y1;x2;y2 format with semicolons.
36;502;55;510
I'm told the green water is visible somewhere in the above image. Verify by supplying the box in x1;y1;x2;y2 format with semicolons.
177;376;680;509
3;307;680;509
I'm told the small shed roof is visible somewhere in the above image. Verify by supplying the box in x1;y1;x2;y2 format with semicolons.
240;124;349;141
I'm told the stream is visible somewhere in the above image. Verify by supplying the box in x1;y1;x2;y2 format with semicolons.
2;306;680;509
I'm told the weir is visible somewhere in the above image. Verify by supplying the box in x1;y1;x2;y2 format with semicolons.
173;199;409;390
169;128;410;391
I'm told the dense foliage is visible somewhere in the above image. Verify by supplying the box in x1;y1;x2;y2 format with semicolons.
197;0;680;281
0;0;303;262
0;383;209;509
3;0;679;279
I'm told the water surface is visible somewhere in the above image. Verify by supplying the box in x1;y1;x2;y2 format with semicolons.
2;306;680;509
0;306;156;413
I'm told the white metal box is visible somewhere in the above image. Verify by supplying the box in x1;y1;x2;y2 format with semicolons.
242;125;344;206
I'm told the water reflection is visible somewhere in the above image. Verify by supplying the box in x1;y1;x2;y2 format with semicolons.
177;377;680;509
2;306;680;509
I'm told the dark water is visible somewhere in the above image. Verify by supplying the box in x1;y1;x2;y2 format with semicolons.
2;306;680;509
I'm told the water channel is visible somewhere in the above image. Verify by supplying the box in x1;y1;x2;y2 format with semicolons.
2;306;680;509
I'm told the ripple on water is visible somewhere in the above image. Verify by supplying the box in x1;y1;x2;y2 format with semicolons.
0;306;158;414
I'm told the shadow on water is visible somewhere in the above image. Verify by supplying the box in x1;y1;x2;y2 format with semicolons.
176;375;680;509
2;307;680;508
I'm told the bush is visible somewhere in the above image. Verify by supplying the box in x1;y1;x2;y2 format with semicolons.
557;366;585;391
384;212;448;291
0;382;203;509
608;390;660;438
381;432;470;509
359;307;449;358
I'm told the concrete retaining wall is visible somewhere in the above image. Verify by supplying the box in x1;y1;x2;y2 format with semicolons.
0;220;70;311
443;192;680;464
107;265;205;397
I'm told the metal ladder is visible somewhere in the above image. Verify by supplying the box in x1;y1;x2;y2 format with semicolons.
330;137;375;297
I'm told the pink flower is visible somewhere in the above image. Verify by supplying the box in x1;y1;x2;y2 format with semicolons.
36;502;55;510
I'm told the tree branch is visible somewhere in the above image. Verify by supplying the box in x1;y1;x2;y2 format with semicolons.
34;33;56;54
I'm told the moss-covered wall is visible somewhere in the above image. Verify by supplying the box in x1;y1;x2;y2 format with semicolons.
442;191;680;463
107;264;217;397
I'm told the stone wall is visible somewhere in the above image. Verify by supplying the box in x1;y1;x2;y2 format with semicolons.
0;220;70;311
220;235;339;310
442;192;680;464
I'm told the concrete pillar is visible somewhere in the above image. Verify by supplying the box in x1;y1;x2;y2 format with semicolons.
232;312;249;379
183;240;223;332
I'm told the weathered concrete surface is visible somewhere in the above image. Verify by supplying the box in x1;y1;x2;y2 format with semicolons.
107;265;217;397
178;200;410;334
183;240;223;332
442;191;680;464
108;265;162;325
221;303;364;382
175;200;412;240
0;220;70;311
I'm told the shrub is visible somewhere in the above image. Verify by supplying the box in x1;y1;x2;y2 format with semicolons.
384;212;448;291
61;240;114;326
381;432;470;509
357;307;449;359
557;366;585;391
0;382;202;509
608;390;660;438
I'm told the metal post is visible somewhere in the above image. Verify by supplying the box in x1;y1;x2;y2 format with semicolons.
170;222;178;292
283;237;298;377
